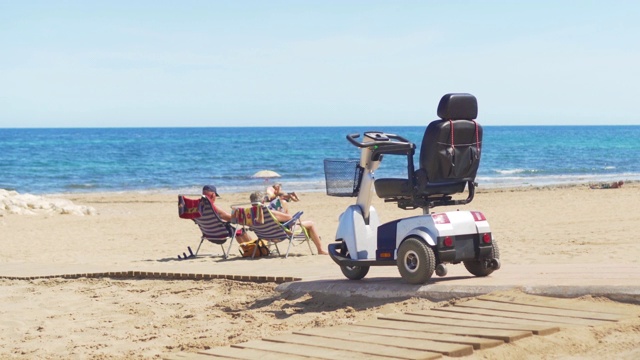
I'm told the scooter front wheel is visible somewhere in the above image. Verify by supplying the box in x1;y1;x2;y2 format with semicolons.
397;237;435;284
338;241;370;280
341;264;370;280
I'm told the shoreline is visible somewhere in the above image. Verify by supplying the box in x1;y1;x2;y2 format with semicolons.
2;178;637;199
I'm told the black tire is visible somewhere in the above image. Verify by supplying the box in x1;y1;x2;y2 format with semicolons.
464;239;500;277
341;264;370;280
397;237;435;284
338;241;370;280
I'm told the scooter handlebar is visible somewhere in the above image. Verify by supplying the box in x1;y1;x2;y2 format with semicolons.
346;133;367;148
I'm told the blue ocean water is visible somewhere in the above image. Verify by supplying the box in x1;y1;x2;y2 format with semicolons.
1;126;639;195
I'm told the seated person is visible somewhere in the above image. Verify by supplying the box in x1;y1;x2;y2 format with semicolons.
250;191;328;255
202;185;252;244
267;183;300;202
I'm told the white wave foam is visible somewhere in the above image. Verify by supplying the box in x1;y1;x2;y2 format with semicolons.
0;189;98;216
495;169;527;175
477;172;640;188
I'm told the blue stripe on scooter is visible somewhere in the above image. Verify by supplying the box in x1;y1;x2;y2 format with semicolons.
376;220;399;257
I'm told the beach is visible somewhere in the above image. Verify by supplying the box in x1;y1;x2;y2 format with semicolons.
1;183;640;359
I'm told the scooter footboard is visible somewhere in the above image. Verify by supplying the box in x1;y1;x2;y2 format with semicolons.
328;242;395;267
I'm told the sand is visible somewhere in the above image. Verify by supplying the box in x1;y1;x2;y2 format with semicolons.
1;182;639;359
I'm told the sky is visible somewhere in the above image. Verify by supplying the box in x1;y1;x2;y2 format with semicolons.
1;0;639;128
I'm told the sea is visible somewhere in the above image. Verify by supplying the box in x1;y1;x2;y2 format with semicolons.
1;126;639;195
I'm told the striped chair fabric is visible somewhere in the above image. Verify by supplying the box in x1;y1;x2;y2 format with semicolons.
195;198;233;243
249;204;314;258
185;195;237;258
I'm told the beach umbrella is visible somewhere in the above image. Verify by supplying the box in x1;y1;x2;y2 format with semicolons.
252;170;281;181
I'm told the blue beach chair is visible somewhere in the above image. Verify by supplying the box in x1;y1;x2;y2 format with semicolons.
245;203;314;258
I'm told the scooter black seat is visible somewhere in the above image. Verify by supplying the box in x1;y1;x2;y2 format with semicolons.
374;178;411;198
375;93;482;208
375;178;466;198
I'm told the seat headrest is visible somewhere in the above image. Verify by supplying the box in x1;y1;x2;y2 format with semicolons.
437;93;478;120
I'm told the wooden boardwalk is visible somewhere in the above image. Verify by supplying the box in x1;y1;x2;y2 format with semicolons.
165;293;633;359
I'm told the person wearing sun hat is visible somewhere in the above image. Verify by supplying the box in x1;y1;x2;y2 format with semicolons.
202;184;251;244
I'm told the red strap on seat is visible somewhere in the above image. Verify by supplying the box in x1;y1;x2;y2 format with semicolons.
472;119;480;156
450;119;480;159
449;119;455;151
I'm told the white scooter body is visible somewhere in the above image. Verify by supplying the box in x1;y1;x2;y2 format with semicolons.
394;211;490;247
327;127;500;284
335;205;380;260
335;134;490;262
336;203;491;261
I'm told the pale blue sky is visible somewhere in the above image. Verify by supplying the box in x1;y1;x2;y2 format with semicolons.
1;0;639;127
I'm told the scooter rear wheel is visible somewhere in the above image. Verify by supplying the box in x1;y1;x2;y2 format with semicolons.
464;239;500;277
397;237;435;284
338;241;370;280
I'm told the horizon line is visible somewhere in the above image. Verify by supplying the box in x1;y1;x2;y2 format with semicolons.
2;124;639;130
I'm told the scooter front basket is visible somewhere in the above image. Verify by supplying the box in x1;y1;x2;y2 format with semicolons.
323;158;364;197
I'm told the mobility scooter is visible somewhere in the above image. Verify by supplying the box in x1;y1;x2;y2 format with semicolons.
324;93;500;284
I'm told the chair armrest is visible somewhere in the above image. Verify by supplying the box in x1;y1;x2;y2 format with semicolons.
282;211;304;228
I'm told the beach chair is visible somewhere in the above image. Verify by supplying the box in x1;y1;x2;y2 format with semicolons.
228;204;268;258
243;203;314;258
178;195;238;259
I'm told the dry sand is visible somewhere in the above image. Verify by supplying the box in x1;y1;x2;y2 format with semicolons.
1;182;639;359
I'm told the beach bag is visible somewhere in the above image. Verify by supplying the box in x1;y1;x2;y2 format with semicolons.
178;195;201;219
240;240;270;258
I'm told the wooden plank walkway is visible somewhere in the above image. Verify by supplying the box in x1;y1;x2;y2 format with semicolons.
164;293;635;359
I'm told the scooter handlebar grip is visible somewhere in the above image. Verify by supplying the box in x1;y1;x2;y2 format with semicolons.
346;133;367;148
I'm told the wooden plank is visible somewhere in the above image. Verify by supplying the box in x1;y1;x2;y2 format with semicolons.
392;313;552;335
437;305;607;327
345;325;504;350
265;333;440;360
422;308;560;335
458;299;622;321
353;319;531;343
344;324;504;350
380;313;557;336
398;311;560;335
233;340;396;360
477;294;635;317
200;345;310;359
163;353;217;360
295;328;469;357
